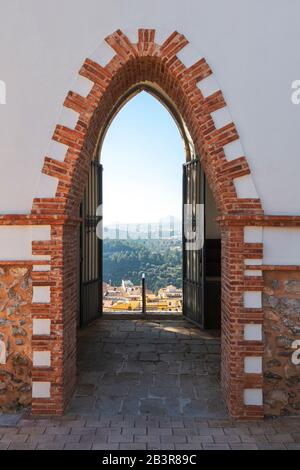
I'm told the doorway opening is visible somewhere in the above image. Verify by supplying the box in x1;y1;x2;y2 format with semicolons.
101;90;183;317
31;29;264;419
79;85;221;330
74;88;224;418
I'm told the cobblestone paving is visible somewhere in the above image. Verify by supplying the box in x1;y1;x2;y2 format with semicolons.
1;318;300;450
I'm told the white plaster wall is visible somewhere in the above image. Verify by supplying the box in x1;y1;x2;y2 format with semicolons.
0;0;299;263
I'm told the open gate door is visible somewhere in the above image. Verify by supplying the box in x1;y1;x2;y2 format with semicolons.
80;160;103;327
182;158;205;327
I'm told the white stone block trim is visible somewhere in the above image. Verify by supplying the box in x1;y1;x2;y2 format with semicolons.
71;75;93;97
244;226;263;243
89;41;116;67
59;106;80;130
244;291;262;309
244;227;263;279
234;175;259;199
244;270;262;277
245;258;263;266
177;43;204;69
244;356;262;374
223;139;243;162
121;28;138;45
196;74;219;98
48;140;69;163
244;324;263;341
32;382;51;399
34;173;59;199
33;255;51;262
33;319;51;336
32;265;50;272
154;29;174;47
32;286;51;304
211;107;232;130
244;388;263;406
33;351;51;367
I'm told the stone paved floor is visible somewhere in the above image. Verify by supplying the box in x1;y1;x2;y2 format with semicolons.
71;318;226;419
1;318;300;450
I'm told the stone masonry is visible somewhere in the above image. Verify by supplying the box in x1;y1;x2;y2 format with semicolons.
263;270;300;417
0;265;32;412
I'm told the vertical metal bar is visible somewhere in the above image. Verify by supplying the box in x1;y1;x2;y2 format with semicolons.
88;166;91;286
91;162;94;286
92;161;96;319
92;162;95;285
94;162;98;315
98;163;103;316
79;200;83;327
198;160;201;326
83;183;87;326
182;158;206;327
182;163;187;317
142;273;146;314
201;165;206;328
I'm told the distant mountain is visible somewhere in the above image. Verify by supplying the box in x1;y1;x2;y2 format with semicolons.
104;216;181;240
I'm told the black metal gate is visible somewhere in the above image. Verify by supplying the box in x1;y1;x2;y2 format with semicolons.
182;158;205;327
80;160;103;327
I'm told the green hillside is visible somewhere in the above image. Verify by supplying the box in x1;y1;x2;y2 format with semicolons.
103;239;182;293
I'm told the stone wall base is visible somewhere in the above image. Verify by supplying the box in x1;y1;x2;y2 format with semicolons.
0;265;32;412
263;270;300;417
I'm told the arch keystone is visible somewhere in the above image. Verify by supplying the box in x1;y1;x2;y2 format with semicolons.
137;29;156;55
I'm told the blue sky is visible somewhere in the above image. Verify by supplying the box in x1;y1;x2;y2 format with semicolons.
101;91;185;225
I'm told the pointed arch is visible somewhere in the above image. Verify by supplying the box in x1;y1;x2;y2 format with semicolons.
30;29;265;420
32;28;263;217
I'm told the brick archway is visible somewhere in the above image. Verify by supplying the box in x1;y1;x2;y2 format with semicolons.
30;29;265;419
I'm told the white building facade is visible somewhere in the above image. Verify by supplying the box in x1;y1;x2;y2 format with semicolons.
0;0;299;419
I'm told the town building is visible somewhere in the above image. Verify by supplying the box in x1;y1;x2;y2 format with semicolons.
103;281;182;312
